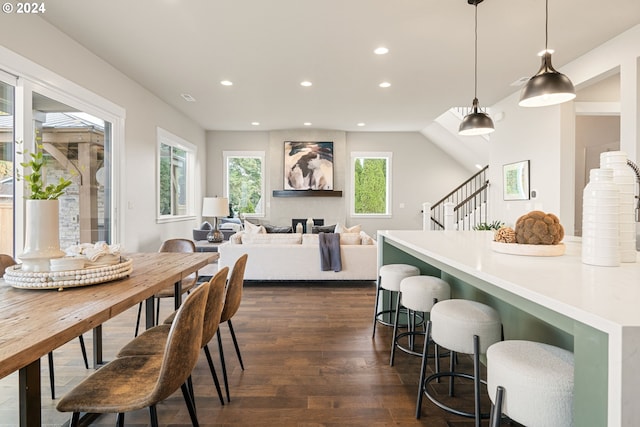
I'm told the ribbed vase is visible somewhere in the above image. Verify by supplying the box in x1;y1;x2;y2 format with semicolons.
19;199;66;272
600;151;637;263
582;168;620;267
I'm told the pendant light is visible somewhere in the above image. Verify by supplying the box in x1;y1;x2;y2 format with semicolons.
459;0;495;136
518;0;575;107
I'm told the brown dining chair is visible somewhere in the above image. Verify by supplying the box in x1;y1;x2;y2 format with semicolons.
56;280;210;427
117;266;229;406
217;253;248;402
134;238;200;336
0;254;88;400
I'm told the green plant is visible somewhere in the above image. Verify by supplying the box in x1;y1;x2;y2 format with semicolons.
18;141;72;200
473;220;504;231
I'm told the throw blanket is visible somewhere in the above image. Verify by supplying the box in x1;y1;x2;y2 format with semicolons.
319;232;342;272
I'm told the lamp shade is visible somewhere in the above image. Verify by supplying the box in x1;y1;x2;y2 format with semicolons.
202;197;229;217
519;56;575;108
459;98;495;136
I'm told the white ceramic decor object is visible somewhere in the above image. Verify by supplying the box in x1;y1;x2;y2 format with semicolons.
582;168;620;267
600;151;637;262
19;199;66;272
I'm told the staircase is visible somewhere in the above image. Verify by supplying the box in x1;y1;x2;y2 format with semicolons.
428;165;489;230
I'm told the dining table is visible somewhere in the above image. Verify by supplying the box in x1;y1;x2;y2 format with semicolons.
0;251;219;427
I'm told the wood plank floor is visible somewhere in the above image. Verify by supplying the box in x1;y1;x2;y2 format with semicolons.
0;281;497;426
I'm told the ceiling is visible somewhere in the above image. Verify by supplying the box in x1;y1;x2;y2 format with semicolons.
40;0;640;133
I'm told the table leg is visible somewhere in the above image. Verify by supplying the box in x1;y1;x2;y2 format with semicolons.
145;296;155;329
92;325;103;367
18;359;40;427
174;281;182;310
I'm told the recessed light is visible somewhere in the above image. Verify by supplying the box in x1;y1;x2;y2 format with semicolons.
180;93;196;102
251;122;260;126
220;80;233;86
300;81;313;87
303;122;312;126
379;82;391;88
357;122;366;127
374;47;389;55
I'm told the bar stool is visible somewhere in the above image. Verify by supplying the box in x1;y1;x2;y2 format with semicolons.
390;275;450;366
372;264;420;337
416;299;502;427
487;340;574;427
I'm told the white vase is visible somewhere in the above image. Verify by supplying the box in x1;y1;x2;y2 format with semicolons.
582;168;620;267
600;151;637;263
19;199;66;272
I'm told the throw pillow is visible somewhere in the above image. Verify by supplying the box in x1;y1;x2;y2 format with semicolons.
244;220;266;234
334;223;361;234
264;224;293;234
360;231;375;245
312;224;336;234
229;231;244;244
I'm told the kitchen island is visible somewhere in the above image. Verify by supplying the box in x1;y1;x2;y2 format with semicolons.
378;230;640;427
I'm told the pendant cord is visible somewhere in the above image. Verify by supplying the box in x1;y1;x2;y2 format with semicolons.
544;0;549;52
474;2;478;99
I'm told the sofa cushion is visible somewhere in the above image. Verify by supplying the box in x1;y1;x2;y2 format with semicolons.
339;233;362;245
242;233;302;245
360;231;375;245
302;234;319;245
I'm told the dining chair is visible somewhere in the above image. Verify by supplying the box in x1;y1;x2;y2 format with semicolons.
134;238;199;336
217;253;248;402
117;266;229;406
56;280;210;427
0;254;88;400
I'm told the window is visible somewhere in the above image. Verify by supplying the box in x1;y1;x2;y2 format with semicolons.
223;151;265;218
157;128;195;221
351;152;392;217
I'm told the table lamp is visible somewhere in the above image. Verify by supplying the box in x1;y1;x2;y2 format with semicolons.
202;197;230;243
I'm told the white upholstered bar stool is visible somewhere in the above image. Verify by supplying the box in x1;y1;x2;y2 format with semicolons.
372;264;420;337
416;299;502;427
390;275;450;366
486;340;574;427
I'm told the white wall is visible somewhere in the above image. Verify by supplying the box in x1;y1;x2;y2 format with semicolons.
0;16;207;251
207;130;471;236
488;24;640;233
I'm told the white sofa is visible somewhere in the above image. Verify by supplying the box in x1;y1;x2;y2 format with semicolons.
217;232;378;281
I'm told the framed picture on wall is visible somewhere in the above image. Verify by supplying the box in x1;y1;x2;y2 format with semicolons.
284;141;334;190
503;160;530;200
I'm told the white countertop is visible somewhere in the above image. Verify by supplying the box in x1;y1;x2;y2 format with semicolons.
379;230;640;333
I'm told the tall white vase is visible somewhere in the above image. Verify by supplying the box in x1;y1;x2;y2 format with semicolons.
19;199;66;272
582;168;620;267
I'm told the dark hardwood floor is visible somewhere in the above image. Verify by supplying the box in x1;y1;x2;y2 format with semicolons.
0;281;494;426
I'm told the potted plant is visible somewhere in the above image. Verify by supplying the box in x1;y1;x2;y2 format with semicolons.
17;141;73;271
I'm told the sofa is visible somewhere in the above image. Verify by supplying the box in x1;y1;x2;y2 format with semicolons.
217;231;378;281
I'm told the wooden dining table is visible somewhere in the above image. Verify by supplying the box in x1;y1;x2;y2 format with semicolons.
0;251;219;427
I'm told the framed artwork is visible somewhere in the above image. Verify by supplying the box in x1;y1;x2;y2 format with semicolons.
503;160;530;200
284;141;334;190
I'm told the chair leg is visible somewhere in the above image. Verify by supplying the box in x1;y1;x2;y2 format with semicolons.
389;294;402;366
415;320;432;419
227;319;244;370
116;413;125;427
372;275;381;337
490;386;505;427
134;302;142;337
449;350;456;397
217;328;231;402
187;375;197;415
155;297;160;326
181;382;200;427
204;344;225;405
78;335;89;369
70;412;80;427
47;352;55;399
149;405;159;427
473;334;482;427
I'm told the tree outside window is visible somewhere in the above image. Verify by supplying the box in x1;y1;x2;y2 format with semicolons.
224;151;264;217
157;128;195;220
351;152;392;216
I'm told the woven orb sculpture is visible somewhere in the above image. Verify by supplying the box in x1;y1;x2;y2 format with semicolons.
515;211;564;245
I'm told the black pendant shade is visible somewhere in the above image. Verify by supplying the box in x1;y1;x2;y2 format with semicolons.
459;98;495;136
519;51;576;107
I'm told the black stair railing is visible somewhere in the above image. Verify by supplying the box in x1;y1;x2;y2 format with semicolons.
429;165;489;230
